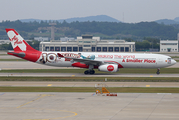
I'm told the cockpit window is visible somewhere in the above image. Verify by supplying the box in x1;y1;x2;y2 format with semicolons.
168;58;171;64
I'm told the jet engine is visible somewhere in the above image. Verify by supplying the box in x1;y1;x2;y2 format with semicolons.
98;64;119;72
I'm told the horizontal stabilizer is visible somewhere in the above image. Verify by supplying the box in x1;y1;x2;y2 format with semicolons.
8;51;25;58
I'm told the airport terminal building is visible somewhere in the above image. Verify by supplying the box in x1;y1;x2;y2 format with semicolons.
39;35;135;52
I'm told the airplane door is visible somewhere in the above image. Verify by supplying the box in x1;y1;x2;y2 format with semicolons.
157;57;164;68
42;53;47;63
158;57;163;63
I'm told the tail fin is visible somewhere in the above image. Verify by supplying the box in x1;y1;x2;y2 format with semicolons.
6;28;37;52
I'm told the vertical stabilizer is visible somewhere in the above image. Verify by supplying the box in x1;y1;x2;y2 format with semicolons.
6;28;37;52
6;29;41;62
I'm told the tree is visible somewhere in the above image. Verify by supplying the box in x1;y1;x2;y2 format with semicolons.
135;40;151;51
0;43;13;50
27;40;40;50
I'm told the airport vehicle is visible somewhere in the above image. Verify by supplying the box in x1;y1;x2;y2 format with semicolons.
6;28;176;74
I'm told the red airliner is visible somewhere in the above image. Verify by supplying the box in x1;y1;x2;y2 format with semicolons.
6;29;176;74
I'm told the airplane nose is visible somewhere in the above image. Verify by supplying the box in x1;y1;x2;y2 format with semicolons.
171;59;177;65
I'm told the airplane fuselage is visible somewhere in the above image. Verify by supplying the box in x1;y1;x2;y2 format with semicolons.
35;52;175;69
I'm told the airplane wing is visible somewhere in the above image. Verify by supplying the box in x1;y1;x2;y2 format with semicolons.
58;53;103;66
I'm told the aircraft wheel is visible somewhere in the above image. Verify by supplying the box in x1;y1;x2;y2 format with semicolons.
84;70;89;74
156;71;160;75
156;68;160;75
89;70;95;74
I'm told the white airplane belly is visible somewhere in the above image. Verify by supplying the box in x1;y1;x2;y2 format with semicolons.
121;62;157;68
45;62;72;67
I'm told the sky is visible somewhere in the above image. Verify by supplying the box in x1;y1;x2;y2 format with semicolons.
0;0;179;23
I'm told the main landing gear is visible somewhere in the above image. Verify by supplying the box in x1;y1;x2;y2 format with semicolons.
84;64;95;75
156;68;160;75
84;70;95;74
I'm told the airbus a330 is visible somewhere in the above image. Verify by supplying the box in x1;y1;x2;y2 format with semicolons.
6;29;176;74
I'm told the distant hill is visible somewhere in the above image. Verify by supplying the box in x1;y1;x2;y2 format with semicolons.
174;17;179;22
155;18;179;25
20;19;42;23
0;20;178;40
20;15;121;23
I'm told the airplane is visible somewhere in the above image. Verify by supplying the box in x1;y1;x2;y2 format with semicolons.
6;28;176;75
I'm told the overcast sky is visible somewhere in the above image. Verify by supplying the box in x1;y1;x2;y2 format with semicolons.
0;0;179;23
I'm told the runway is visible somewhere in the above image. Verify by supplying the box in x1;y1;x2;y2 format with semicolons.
1;92;179;120
1;81;179;88
1;72;179;77
0;61;65;70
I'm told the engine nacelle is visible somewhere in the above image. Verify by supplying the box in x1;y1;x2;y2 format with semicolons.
98;64;119;72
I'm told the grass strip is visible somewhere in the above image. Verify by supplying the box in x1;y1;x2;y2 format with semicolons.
0;59;26;61
1;68;179;73
172;56;179;58
0;87;179;93
1;76;179;82
0;54;8;56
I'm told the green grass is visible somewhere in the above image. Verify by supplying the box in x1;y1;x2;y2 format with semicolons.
171;56;179;58
0;59;26;61
0;86;178;93
0;54;8;56
0;68;179;74
1;76;179;82
160;53;179;54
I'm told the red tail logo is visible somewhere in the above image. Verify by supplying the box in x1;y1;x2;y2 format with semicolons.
11;35;23;45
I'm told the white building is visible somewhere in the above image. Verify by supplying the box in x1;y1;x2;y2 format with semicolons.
60;37;75;42
39;35;135;52
34;37;49;41
160;40;178;52
0;40;10;45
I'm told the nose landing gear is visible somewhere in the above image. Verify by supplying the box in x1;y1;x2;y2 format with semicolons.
156;68;160;75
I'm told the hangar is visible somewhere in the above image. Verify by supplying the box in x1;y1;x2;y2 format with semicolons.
160;40;178;52
39;35;135;52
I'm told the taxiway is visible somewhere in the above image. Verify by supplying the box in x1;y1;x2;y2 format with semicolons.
0;81;179;87
0;92;179;120
0;72;179;77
